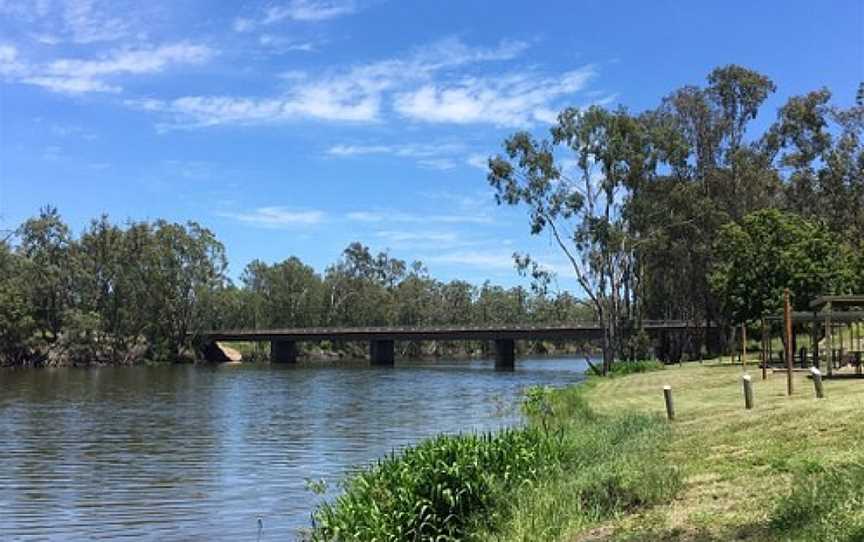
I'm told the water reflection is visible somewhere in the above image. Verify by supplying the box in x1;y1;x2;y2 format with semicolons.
0;357;586;541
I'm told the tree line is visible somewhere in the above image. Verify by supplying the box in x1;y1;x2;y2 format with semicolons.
489;65;864;373
0;213;591;367
2;65;862;369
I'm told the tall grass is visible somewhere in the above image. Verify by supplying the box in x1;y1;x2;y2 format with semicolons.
607;359;665;377
769;462;864;541
310;383;680;541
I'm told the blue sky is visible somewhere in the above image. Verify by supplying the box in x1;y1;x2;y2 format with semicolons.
1;0;861;288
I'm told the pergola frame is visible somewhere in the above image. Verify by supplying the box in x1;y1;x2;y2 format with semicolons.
809;296;864;377
762;305;864;376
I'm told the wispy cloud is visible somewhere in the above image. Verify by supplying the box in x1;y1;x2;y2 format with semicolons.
1;0;139;44
3;42;215;94
220;207;326;227
466;153;489;170
346;210;491;224
131;37;535;127
234;0;357;33
426;250;517;270
327;142;496;171
393;66;596;127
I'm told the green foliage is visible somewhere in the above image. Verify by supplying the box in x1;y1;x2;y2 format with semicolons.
710;208;853;322
311;386;680;542
607;359;665;377
769;462;864;541
311;429;549;541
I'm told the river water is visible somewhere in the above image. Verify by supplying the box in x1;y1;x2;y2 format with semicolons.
0;357;587;541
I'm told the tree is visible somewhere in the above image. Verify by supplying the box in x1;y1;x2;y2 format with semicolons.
710;209;852;323
489;105;651;374
17;206;75;343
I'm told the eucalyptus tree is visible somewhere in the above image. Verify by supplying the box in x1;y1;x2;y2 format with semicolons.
16;206;75;343
766;85;864;238
488;106;652;373
136;220;229;357
0;240;36;366
241;256;324;328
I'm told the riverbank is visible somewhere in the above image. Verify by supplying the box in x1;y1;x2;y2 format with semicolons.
310;360;864;541
573;359;864;541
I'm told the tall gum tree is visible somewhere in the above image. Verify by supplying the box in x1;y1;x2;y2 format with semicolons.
488;106;652;374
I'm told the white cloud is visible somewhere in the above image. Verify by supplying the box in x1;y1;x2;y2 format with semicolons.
393;66;596;127
466;153;489;170
327;142;464;158
1;0;134;44
134;37;534;127
376;230;461;244
234;0;356;33
427;250;516;269
220;207;325;227
23;75;120;93
346;210;491;224
3;42;215;95
258;34;316;51
0;45;25;76
417;158;457;170
265;0;356;22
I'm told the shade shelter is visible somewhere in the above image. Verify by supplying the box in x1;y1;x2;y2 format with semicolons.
810;296;864;377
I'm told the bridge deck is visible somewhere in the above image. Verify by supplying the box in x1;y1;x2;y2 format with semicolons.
202;321;705;343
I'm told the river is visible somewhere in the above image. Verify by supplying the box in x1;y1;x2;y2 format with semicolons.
0;357;587;541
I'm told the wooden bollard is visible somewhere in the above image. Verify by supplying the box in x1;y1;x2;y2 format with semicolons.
810;367;825;399
663;385;675;421
742;374;754;410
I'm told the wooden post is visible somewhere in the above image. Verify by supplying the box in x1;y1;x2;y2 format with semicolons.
663;385;674;421
784;289;794;395
810;367;824;399
825;302;833;377
741;323;747;369
761;319;768;380
812;313;819;369
742;374;754;409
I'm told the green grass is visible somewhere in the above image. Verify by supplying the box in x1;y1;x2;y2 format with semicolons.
573;358;864;541
310;381;680;541
309;358;864;541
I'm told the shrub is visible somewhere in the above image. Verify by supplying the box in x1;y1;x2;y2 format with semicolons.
311;428;552;541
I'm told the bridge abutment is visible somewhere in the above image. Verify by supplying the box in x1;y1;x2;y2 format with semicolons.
271;340;298;363
494;338;515;370
370;339;395;365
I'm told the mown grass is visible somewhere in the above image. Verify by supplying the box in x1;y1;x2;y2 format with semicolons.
575;358;864;541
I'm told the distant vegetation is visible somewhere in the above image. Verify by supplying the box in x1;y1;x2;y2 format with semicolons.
1;65;862;368
0;211;590;367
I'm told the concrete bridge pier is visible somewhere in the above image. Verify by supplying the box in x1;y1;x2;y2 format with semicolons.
370;339;395;365
494;338;515;370
271;340;298;363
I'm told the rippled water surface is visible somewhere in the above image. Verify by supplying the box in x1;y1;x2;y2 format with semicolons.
0;357;587;541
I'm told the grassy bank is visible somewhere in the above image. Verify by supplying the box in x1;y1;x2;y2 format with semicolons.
575;360;864;541
309;359;864;541
309;361;679;541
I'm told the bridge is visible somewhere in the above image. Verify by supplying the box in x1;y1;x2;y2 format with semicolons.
201;320;710;369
